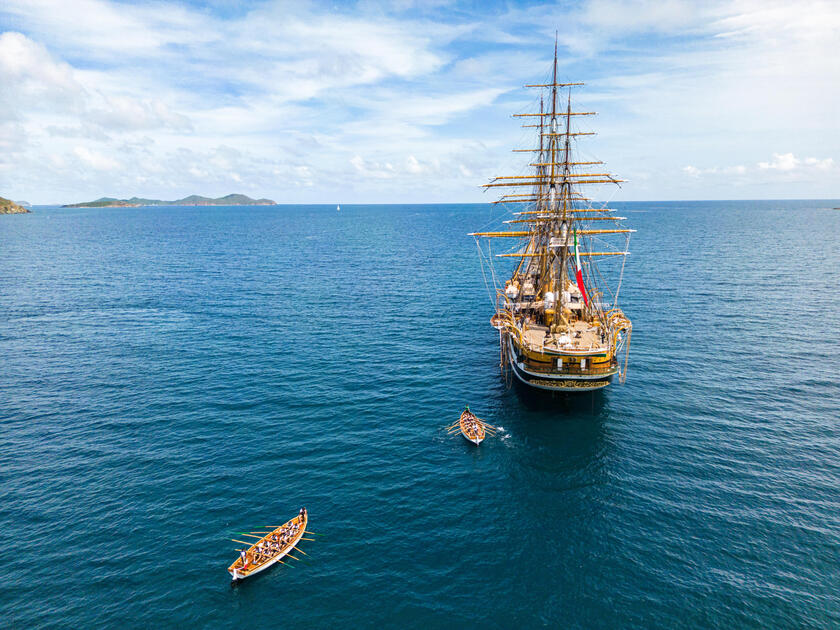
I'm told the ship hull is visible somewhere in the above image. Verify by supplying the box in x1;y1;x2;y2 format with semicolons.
505;335;616;392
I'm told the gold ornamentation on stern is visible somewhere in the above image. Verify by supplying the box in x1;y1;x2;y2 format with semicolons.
529;379;609;389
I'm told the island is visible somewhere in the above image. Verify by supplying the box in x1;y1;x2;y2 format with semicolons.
63;193;276;208
0;196;31;214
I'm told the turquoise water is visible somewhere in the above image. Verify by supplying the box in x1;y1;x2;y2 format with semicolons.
1;201;839;628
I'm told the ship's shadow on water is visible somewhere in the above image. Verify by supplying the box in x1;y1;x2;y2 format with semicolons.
510;378;609;417
493;377;614;471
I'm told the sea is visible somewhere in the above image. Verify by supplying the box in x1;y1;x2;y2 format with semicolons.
1;201;838;628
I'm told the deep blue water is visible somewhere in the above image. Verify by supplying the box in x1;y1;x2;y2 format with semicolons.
1;201;839;628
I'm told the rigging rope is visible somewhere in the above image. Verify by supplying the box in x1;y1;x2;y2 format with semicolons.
613;232;630;306
475;238;496;308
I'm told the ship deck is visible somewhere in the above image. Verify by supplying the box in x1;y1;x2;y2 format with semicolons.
522;320;607;354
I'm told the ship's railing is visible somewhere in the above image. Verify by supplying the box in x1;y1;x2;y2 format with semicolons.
519;360;617;376
491;292;524;344
605;308;632;383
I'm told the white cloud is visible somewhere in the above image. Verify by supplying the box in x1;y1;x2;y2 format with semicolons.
0;31;85;116
73;146;120;171
804;157;834;170
682;153;836;189
358;87;507;126
758;153;799;171
1;0;213;59
758;153;834;172
89;95;192;132
406;155;425;174
350;155;397;179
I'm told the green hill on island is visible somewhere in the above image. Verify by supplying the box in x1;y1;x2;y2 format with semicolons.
0;196;31;214
63;193;276;208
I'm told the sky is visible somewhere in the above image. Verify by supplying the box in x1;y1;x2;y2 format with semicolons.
1;0;838;204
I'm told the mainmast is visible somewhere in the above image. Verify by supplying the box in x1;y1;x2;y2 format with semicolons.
556;89;572;323
543;41;559;286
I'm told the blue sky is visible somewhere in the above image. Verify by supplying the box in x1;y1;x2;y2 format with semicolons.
1;0;838;204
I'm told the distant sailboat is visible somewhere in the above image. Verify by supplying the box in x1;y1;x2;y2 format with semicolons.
337;204;341;212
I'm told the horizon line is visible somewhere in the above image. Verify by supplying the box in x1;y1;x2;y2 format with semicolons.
31;197;840;207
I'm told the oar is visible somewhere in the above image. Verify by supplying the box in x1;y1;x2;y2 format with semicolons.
286;553;303;561
300;537;316;541
235;533;263;539
295;547;311;557
264;558;294;568
304;530;324;536
231;539;255;546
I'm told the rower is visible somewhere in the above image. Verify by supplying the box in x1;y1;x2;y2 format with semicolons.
240;549;248;567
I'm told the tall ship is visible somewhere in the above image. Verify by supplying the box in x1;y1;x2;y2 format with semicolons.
471;45;633;392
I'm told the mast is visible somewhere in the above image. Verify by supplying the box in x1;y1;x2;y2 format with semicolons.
556;90;572;322
524;95;546;279
543;39;559;285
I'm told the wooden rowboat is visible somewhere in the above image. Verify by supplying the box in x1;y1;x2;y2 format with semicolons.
459;408;486;445
228;510;307;581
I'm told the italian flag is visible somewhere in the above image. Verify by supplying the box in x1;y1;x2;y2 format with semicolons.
573;227;589;306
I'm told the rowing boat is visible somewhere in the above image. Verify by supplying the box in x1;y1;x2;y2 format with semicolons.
459;408;486;445
228;510;307;580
